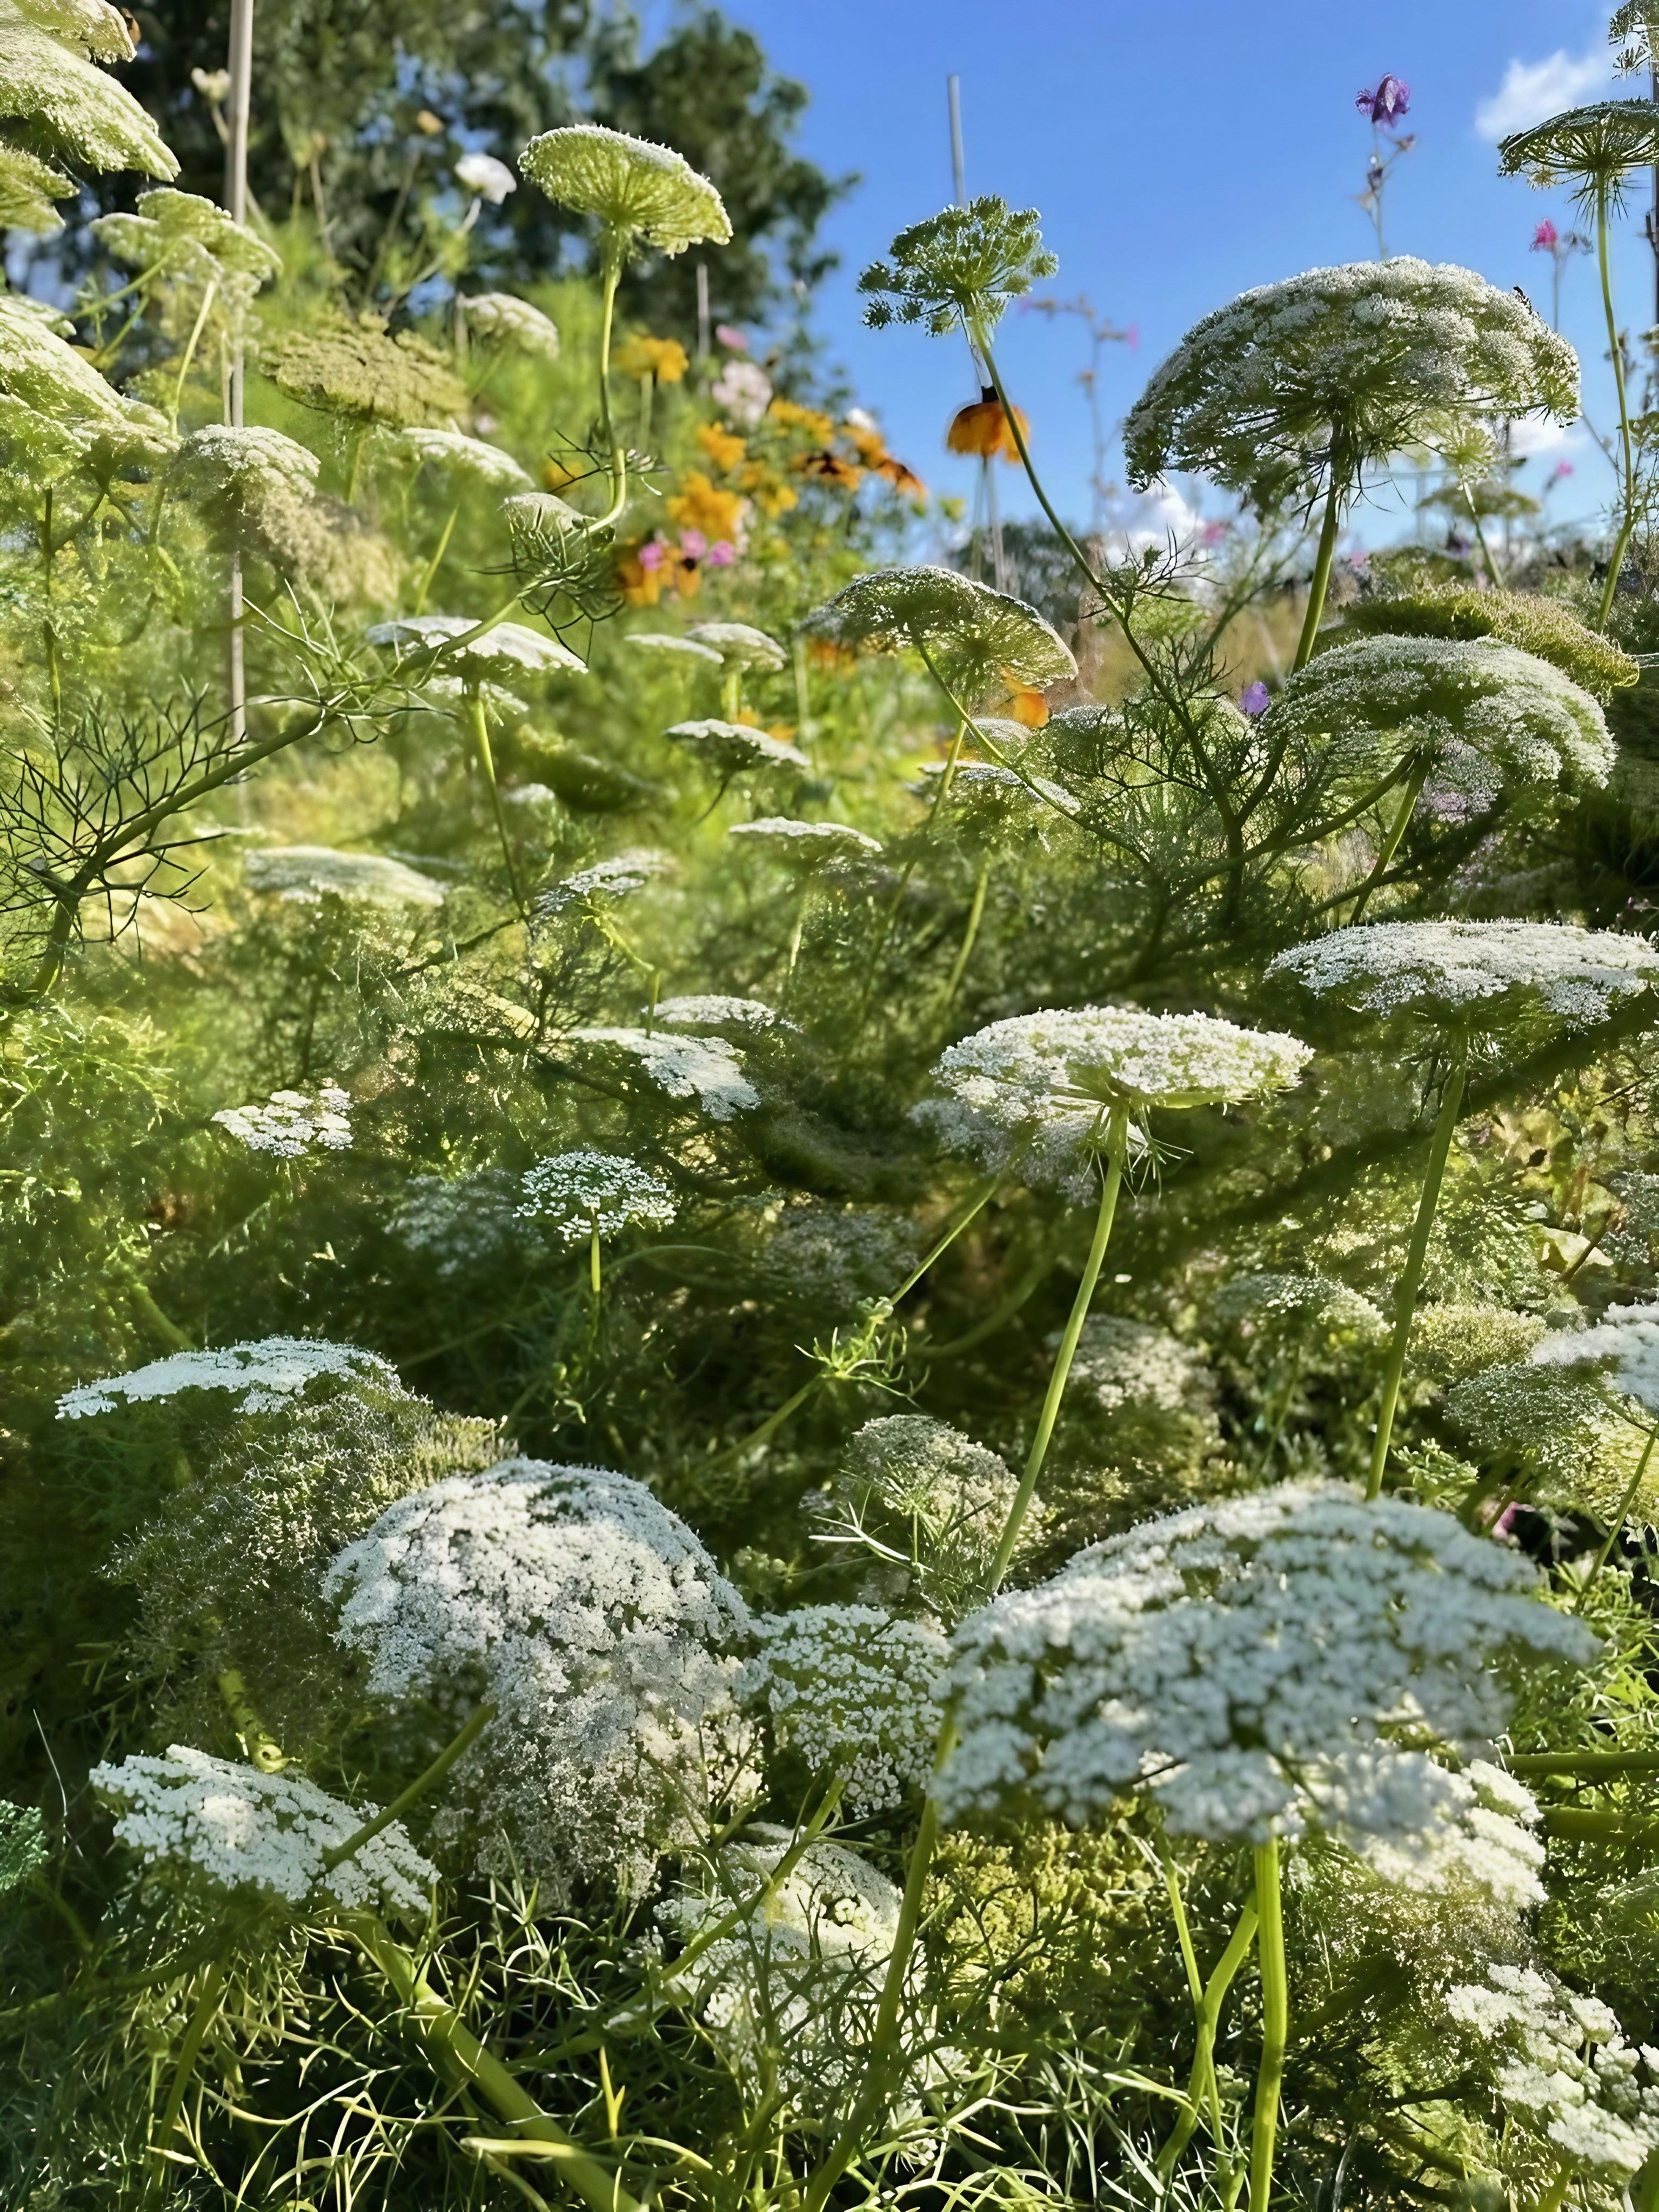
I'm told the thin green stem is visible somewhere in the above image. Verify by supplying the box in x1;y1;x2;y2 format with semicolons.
145;1952;228;2208
1248;1840;1287;2212
169;279;219;431
1368;1043;1467;1499
1596;186;1638;630
596;247;628;528
1293;470;1346;672
320;1705;495;1874
1156;1888;1261;2189
467;686;524;913
940;856;990;1007
1576;1423;1658;1607
989;1110;1130;1586
1347;753;1428;924
590;1223;603;1301
413;503;460;615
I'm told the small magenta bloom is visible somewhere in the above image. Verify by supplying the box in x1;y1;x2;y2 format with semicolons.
1356;75;1410;128
678;528;708;561
1241;681;1271;718
1532;219;1560;252
706;540;737;568
714;324;747;351
638;537;666;572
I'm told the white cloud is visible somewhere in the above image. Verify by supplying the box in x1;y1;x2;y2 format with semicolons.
1475;47;1612;142
1099;480;1207;560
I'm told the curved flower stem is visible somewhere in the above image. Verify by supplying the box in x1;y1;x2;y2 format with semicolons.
1156;1885;1261;2190
339;1913;643;2212
169;278;219;432
145;1950;229;2208
940;855;991;1008
596;244;629;529
590;1223;603;1301
1247;1839;1288;2212
1346;752;1429;924
1368;1040;1468;1499
1596;185;1638;631
1293;468;1346;673
413;503;460;615
320;1704;496;1875
989;1107;1132;1586
467;687;525;914
1576;1422;1658;1608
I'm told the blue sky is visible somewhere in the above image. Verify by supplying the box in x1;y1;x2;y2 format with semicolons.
641;0;1648;549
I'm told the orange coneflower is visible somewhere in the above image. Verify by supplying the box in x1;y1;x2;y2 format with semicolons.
947;387;1028;464
872;452;927;499
797;449;865;490
1004;678;1049;729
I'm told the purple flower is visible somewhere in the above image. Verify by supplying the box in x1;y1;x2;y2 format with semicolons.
1356;75;1410;128
706;539;737;568
678;528;708;561
715;324;748;351
1241;681;1271;719
1532;218;1559;252
637;538;666;572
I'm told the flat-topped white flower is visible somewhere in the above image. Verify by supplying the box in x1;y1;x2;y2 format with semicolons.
1444;1961;1659;2183
94;186;279;297
517;1149;677;1245
366;612;586;678
625;631;724;667
1530;1299;1659;1414
570;1027;759;1120
391;1169;524;1278
739;1604;948;1815
93;1746;434;1916
939;1479;1596;1867
461;291;560;356
728;817;882;872
1;1;176;180
685;621;787;673
1207;1271;1387;1350
397;427;531;491
58;1336;398;1420
244;845;446;910
1269;920;1659;1029
1273;635;1613;801
915;1005;1309;1192
455;150;516;204
754;1201;922;1318
536;849;668;917
804;564;1076;695
924;758;1078;827
325;1459;753;1885
0;292;174;479
665;719;809;777
653;994;785;1033
518;124;731;259
175;424;321;502
213;1083;353;1158
813;1413;1028;1623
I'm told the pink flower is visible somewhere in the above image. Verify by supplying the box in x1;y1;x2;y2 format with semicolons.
706;540;737;568
1532;219;1560;252
1545;461;1575;492
637;538;666;572
715;324;748;351
678;529;708;561
1356;74;1410;128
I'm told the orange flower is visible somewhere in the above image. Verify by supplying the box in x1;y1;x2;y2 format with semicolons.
665;470;746;542
615;333;689;383
873;452;926;499
796;448;864;490
696;421;747;472
1004;678;1049;729
842;420;887;465
768;396;836;444
807;638;858;674
947;388;1028;464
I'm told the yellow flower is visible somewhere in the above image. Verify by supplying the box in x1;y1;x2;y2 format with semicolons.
768;396;835;444
697;421;747;472
616;333;690;383
666;470;746;542
843;420;886;464
738;460;798;517
1004;677;1050;728
947;388;1028;464
796;448;864;491
617;547;665;607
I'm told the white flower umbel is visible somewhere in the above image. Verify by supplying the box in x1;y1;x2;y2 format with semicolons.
939;1479;1596;1864
754;1202;922;1319
625;632;724;668
176;424;321;504
58;1336;398;1420
1068;1315;1216;1417
398;427;531;491
739;1605;948;1816
663;1829;904;2120
244;846;446;910
1356;1759;1545;1907
804;564;1076;699
728;817;882;872
517;1149;677;1246
571;1027;759;1121
654;994;785;1034
1207;1272;1388;1356
460;292;560;357
325;1459;754;1888
665;720;809;780
390;1170;524;1279
812;1414;1028;1621
366;613;586;679
1268;920;1659;1030
1444;1963;1659;2184
456;150;516;204
686;621;786;672
0;1;176;181
536;849;668;919
213;1084;352;1158
518;124;731;260
93;1746;434;1916
1530;1300;1659;1414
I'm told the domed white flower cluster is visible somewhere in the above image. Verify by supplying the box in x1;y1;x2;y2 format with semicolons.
58;1336;397;1420
915;1006;1309;1193
1409;1304;1547;1386
1447;1360;1642;1490
1357;1759;1545;1906
727;817;882;871
938;1480;1596;1862
739;1604;947;1815
1272;636;1612;802
685;621;787;672
804;564;1076;693
461;292;560;357
1269;920;1659;1029
1123;259;1578;508
535;849;668;917
398;427;531;491
1531;1300;1659;1415
244;845;446;911
519;124;731;258
517;1149;677;1246
390;1170;524;1278
175;424;320;504
324;1460;755;1887
654;994;786;1034
663;1829;903;2118
91;1745;434;1916
212;1083;352;1158
813;1413;1026;1619
571;1027;759;1121
665;720;809;777
1067;1315;1216;1418
366;613;586;679
626;632;724;667
1206;1271;1387;1352
1445;1963;1659;2182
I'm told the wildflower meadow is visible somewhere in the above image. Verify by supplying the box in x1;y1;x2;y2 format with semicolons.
10;5;1659;2210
